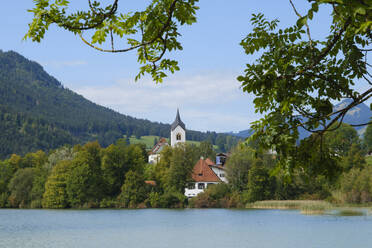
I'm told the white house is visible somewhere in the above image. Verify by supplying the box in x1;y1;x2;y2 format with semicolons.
148;138;169;164
184;154;228;198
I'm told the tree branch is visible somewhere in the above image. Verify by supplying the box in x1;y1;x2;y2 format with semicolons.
78;0;179;58
46;0;119;31
289;0;313;48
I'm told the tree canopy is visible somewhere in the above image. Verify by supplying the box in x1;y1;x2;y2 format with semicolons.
25;0;199;83
238;1;371;174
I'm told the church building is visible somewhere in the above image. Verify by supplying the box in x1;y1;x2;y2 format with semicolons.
148;109;186;164
148;109;227;198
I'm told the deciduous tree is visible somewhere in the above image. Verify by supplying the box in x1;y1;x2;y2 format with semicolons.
8;168;35;208
238;1;371;174
42;160;72;209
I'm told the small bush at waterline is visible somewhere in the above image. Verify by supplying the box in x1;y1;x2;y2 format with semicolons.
336;209;366;216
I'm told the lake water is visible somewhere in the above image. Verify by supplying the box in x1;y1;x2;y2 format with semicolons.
0;209;371;248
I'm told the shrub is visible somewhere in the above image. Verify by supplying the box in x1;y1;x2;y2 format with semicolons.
148;192;161;208
159;191;187;208
339;166;372;204
0;192;9;208
100;198;118;208
243;161;276;203
189;183;233;208
30;199;42;208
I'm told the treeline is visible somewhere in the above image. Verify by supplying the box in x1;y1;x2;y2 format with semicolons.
0;139;216;208
0;50;240;158
190;123;372;207
1;123;370;209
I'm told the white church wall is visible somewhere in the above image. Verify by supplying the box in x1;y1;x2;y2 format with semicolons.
171;125;186;147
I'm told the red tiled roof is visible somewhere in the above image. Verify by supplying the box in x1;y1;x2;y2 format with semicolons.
145;180;157;186
191;158;221;182
149;138;169;154
205;158;215;166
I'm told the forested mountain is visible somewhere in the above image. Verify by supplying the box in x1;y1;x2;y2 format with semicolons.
0;50;238;158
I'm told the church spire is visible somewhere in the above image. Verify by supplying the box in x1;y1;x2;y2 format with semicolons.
171;108;186;131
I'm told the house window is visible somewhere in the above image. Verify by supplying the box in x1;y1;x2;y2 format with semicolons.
176;133;182;140
198;183;205;189
219;173;225;178
188;183;195;189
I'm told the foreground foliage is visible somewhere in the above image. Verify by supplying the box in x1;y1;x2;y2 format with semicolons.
239;1;372;177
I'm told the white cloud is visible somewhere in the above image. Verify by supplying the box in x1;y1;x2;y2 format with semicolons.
41;60;88;68
72;72;260;132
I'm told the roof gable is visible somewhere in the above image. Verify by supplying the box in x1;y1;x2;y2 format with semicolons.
191;158;221;182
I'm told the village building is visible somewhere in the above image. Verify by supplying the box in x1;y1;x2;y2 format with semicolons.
184;153;228;198
148;109;228;198
148;138;169;164
148;109;186;164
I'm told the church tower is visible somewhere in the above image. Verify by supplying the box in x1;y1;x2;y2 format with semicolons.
171;109;186;147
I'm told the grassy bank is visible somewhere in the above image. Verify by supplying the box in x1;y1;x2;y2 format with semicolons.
247;200;372;216
247;200;331;210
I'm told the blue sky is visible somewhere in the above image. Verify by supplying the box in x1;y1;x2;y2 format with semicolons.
0;1;369;132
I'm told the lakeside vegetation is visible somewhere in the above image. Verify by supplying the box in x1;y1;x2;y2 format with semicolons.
246;200;371;216
0;122;371;210
247;200;332;210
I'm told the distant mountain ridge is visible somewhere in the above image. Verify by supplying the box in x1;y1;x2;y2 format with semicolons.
0;50;238;158
229;100;372;139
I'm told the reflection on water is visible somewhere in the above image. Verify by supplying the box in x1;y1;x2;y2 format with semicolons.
0;209;372;248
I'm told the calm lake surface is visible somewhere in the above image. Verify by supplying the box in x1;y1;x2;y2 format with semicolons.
0;209;371;248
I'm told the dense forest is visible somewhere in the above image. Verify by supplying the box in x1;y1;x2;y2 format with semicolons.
0;122;371;209
0;50;239;158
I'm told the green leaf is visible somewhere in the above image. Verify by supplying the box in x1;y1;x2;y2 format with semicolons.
308;10;313;20
354;7;366;16
296;16;307;29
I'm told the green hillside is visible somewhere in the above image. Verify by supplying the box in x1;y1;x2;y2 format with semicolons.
128;135;218;150
0;50;239;158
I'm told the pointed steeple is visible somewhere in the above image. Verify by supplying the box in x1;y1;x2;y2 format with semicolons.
171;108;186;131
